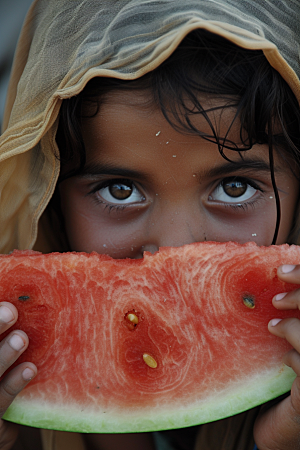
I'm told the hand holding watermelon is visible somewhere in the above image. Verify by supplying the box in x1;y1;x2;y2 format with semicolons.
254;265;300;449
0;243;300;445
0;302;36;449
2;0;300;448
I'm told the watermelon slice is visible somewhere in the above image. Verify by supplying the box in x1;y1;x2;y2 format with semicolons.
0;241;300;433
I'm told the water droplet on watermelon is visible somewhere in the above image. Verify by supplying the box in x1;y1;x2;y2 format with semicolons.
143;353;158;368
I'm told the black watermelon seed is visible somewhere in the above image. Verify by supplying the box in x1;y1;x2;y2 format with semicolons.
242;295;255;309
18;296;30;301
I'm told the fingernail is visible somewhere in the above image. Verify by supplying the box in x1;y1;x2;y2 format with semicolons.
270;318;282;327
0;306;14;323
8;334;25;351
274;293;287;301
22;368;35;381
281;265;296;273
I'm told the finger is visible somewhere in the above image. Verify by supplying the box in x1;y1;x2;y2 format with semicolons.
268;317;300;352
281;350;300;414
277;264;300;284
0;362;37;418
0;331;28;377
0;303;18;334
283;348;300;374
272;289;300;310
280;357;300;416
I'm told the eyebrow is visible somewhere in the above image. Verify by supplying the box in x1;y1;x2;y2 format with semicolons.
77;162;149;180
200;158;276;179
77;158;280;181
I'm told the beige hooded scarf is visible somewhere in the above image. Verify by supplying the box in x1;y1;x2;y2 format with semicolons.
1;1;300;449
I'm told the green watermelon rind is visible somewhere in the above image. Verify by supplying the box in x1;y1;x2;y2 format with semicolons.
3;365;295;433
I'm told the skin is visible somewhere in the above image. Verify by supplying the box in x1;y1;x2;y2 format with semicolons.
0;91;300;449
60;94;297;254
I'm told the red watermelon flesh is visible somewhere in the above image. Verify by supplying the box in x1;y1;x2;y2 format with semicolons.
0;241;300;433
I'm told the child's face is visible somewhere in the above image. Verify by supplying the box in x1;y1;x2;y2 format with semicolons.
59;91;299;258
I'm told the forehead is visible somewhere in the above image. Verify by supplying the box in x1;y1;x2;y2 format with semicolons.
78;94;292;213
81;90;247;160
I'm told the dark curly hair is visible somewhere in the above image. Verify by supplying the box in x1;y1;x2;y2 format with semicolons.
55;29;300;245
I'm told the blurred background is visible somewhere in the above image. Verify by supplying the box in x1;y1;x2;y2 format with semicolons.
0;0;33;129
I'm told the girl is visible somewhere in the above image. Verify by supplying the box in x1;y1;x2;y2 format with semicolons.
1;0;300;449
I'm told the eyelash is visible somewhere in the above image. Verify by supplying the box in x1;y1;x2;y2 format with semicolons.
215;176;263;198
219;176;265;212
88;179;138;212
103;203;129;213
92;199;131;214
88;176;265;213
225;198;261;212
236;177;263;192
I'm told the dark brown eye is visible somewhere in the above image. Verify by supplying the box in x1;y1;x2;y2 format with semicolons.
210;177;258;203
222;180;247;198
109;183;133;200
98;180;145;204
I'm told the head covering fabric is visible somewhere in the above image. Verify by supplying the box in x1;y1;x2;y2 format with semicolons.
0;0;300;253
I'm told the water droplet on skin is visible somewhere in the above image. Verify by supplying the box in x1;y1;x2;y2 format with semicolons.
103;244;107;248
156;131;161;136
143;353;158;368
172;155;176;158
252;233;257;237
269;196;273;199
166;141;169;144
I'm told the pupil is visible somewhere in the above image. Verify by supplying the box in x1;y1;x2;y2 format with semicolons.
223;180;247;198
109;183;132;200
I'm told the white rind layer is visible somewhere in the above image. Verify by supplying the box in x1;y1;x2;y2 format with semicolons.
3;365;295;433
